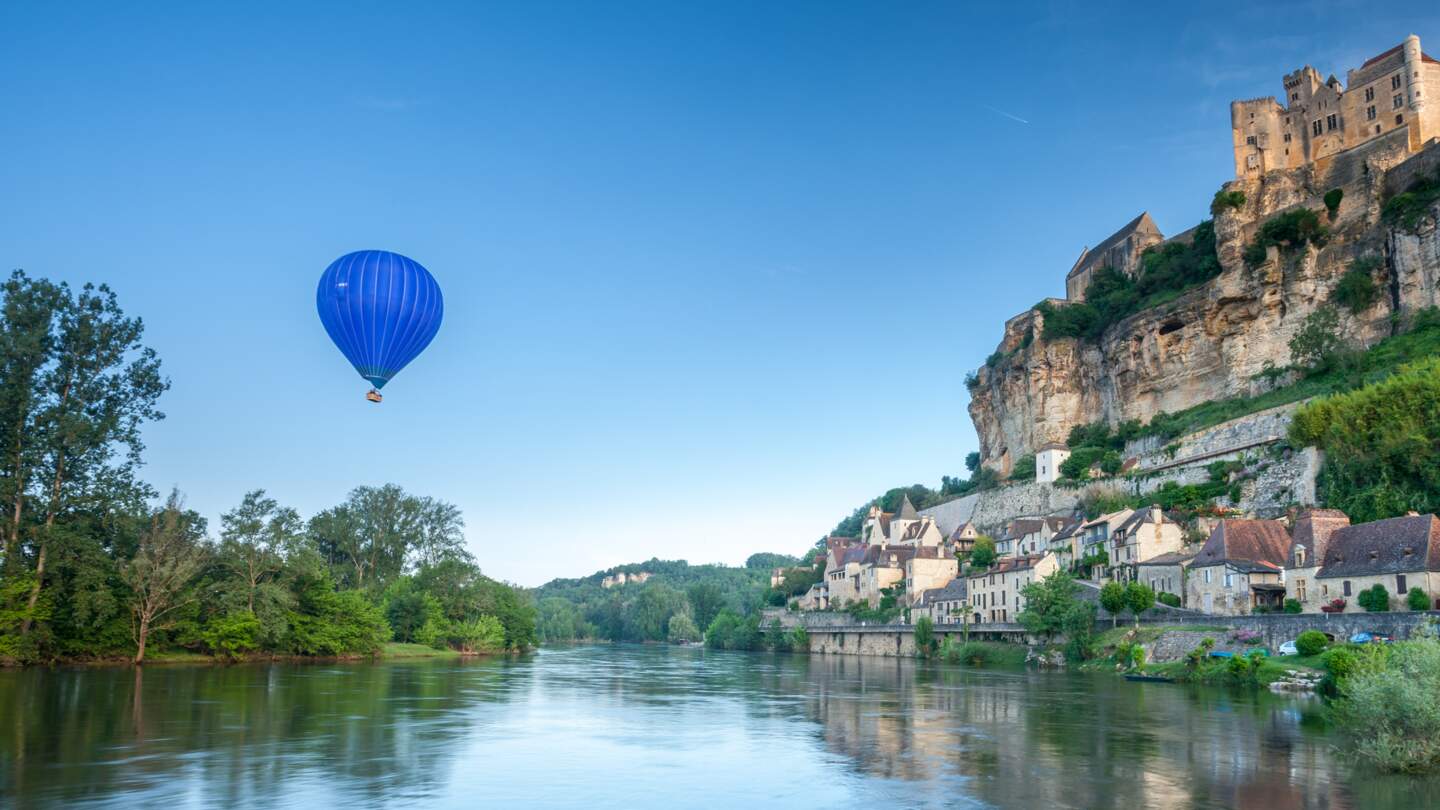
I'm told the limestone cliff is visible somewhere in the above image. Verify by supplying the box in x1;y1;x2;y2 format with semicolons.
969;140;1440;474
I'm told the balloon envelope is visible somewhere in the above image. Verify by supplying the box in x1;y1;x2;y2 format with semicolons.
316;250;443;390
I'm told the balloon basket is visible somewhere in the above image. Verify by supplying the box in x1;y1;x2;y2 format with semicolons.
366;389;383;404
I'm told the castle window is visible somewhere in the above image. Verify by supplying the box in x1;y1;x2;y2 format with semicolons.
1368;105;1377;120
1245;135;1256;146
1397;114;1404;125
1283;133;1292;143
1365;87;1374;102
1291;92;1299;101
1394;94;1404;109
1312;119;1323;136
1392;74;1402;90
1326;113;1337;131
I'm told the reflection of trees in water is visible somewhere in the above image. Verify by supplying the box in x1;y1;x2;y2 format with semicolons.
0;658;512;806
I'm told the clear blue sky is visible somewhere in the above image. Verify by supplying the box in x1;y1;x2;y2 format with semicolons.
3;2;1435;586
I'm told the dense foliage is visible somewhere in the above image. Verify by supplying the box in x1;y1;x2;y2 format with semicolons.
1016;572;1095;659
1290;356;1440;521
0;271;533;664
1323;188;1344;220
1331;630;1440;772
1243;208;1329;268
1330;258;1381;314
1295;630;1328;657
1036;220;1221;343
1210;189;1246;215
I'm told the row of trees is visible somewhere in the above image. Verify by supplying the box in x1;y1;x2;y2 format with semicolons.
0;270;533;663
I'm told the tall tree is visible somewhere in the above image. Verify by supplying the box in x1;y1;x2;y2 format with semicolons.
0;272;63;568
22;281;167;632
218;489;304;613
118;491;209;663
309;484;464;590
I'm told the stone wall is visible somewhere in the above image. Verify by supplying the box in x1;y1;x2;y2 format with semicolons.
1126;402;1303;471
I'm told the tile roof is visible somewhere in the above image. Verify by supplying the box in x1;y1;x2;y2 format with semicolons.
1115;506;1180;537
894;495;919;521
1361;42;1439;68
1288;508;1350;569
863;545;916;569
1316;514;1440;578
970;554;1048;577
1066;212;1159;279
1193;519;1291;570
1136;551;1195;566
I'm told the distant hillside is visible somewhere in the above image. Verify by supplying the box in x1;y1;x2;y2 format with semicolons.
531;553;808;644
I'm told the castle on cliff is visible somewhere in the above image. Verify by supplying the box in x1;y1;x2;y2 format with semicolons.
1231;34;1439;179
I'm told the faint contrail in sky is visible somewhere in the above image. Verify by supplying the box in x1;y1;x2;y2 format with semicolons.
984;105;1030;124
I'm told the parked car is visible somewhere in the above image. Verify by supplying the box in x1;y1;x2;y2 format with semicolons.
1278;640;1298;656
1349;632;1393;644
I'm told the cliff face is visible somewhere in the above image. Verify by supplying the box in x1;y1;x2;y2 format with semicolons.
969;141;1440;474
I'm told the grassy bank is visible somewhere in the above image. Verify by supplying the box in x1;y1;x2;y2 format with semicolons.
932;638;1029;668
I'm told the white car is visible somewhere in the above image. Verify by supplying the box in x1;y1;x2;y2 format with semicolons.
1278;640;1298;656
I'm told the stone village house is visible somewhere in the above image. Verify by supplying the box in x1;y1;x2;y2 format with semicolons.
912;578;969;625
968;553;1060;624
1187;519;1292;615
1134;552;1193;604
1283;508;1351;612
1313;513;1440;610
1107;506;1187;582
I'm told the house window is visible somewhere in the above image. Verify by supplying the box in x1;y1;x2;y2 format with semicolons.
1326;113;1337;131
1204;569;1212;584
1297;579;1306;602
1283;133;1292;143
1392;74;1402;90
1312;119;1323;136
1398;574;1407;593
1396;114;1404;125
1343;580;1352;596
1224;572;1233;588
1294;548;1306;567
1366;87;1375;102
1368;105;1377;120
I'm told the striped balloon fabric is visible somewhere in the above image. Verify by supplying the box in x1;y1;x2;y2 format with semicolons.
316;250;444;392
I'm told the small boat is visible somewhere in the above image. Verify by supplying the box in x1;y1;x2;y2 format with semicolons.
1124;673;1175;683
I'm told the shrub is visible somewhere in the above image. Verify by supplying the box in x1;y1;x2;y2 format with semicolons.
789;626;809;650
1358;583;1391;612
1382;169;1440;232
449;615;506;653
201;613;262;660
667;613;701;643
1408;587;1432;612
1288;306;1346;373
1211;189;1246;215
1296;629;1329;656
1331;635;1440;772
1157;592;1181;608
1008;454;1036;481
1245;208;1329;268
1324;188;1344;220
1331;263;1380;314
914;616;935;656
1283;598;1303;614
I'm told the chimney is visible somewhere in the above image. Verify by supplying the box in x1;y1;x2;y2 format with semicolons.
1151;504;1162;524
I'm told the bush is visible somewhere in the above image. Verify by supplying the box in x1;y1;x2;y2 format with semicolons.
667;613;701;643
1358;583;1391;612
201;613;261;660
1245;208;1329;268
1288;306;1346;373
1157;592;1181;608
1331;263;1380;314
1408;587;1432;612
1008;454;1036;481
914;615;935;656
449;615;506;653
1331;635;1440;772
1382;168;1440;232
1324;188;1344;220
1283;598;1303;614
1211;189;1246;215
1295;629;1329;656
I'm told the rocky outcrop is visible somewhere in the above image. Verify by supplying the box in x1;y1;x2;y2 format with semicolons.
970;141;1440;472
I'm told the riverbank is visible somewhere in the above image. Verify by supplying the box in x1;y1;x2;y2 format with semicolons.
2;642;510;668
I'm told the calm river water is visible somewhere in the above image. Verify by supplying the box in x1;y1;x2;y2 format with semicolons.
2;644;1438;808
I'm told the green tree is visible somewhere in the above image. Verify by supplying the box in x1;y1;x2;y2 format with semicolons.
913;615;935;656
1288;305;1346;374
217;489;304;615
382;577;445;643
686;582;726;631
286;573;389;656
446;615;505;653
118;491;210;663
1099;581;1126;627
667;612;700;643
964;452;980;473
1124;581;1156;626
969;536;997;569
1018;572;1096;658
309;483;465;591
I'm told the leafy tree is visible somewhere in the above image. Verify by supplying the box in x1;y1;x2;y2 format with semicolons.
969;536;997;569
1332;262;1380;314
201;612;261;660
1099;582;1127;627
1008;454;1035;481
286;573;389;656
309;484;465;591
218;489;304;614
1018;572;1096;658
1244;208;1329;267
667;612;700;643
965;452;981;473
447;615;506;653
1288;305;1346;374
382;577;444;643
1324;187;1344;220
913;615;935;656
686;582;726;632
118;492;209;663
1124;582;1155;626
1210;189;1246;215
744;553;795;570
1408;587;1432;611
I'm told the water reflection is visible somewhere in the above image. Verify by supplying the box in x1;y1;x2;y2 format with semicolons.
1;646;1437;808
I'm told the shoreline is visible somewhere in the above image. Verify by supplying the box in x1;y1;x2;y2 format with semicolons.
1;642;522;669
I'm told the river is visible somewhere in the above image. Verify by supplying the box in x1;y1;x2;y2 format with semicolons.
2;644;1437;808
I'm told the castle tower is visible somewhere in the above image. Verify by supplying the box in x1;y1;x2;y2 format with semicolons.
1404;34;1425;116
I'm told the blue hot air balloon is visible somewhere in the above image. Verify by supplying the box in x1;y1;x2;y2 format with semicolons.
316;250;443;402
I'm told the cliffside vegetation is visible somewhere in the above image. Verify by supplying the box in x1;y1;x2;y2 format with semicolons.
1290;354;1440;522
1382;163;1440;232
1035;220;1222;343
0;271;535;665
1242;207;1329;268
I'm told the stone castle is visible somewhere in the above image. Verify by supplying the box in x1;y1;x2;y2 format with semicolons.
1231;34;1439;179
967;33;1440;476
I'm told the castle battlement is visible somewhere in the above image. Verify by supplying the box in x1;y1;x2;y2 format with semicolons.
1231;34;1440;179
